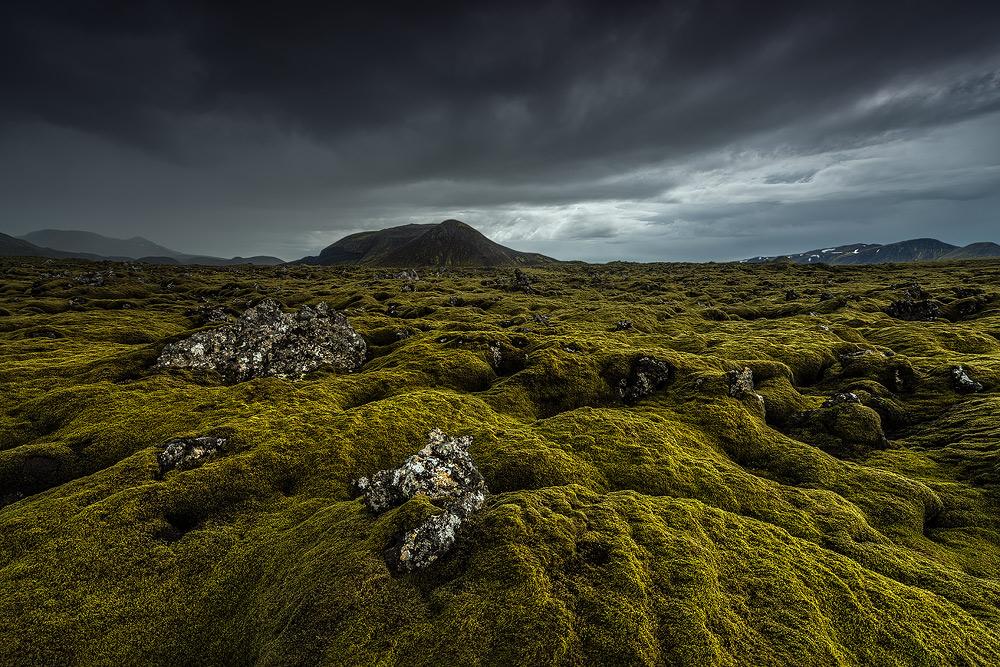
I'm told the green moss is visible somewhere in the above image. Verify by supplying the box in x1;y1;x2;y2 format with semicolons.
3;258;1000;664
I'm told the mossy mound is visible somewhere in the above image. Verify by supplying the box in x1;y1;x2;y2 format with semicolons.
3;258;1000;665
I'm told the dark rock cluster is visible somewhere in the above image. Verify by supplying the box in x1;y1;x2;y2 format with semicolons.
617;356;672;402
952;366;984;394
74;271;105;286
822;392;861;408
354;428;488;573
511;269;533;294
153;299;366;382
884;298;939;321
157;436;225;474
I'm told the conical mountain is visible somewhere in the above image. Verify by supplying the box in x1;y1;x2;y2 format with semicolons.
294;220;555;267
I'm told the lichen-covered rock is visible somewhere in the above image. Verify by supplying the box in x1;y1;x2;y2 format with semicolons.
728;367;755;398
74;272;105;286
884;298;939;321
394;269;419;281
822;392;861;408
355;428;488;573
617;356;672;402
157;436;225;474
153;299;366;382
952;366;984;394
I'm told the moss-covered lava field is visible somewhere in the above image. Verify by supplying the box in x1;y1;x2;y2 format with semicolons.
3;257;1000;666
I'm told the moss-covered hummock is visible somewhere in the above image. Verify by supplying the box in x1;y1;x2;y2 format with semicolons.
2;258;1000;665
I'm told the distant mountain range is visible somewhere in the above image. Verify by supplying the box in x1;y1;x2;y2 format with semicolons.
3;226;999;268
743;238;1000;264
292;219;555;267
8;230;284;265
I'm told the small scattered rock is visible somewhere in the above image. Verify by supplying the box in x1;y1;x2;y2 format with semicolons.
354;428;488;573
533;313;550;325
952;366;984;394
819;292;836;301
617;356;672;402
839;349;887;364
822;392;861;408
885;299;939;321
785;290;801;300
395;269;419;281
157;436;225;474
74;272;105;287
153;299;366;382
510;269;533;294
727;367;755;398
614;320;633;331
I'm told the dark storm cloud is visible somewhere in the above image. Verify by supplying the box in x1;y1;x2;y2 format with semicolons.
1;0;999;260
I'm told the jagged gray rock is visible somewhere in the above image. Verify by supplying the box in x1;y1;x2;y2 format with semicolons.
884;298;939;321
822;392;862;408
617;356;672;402
157;436;225;474
354;428;488;573
952;366;984;394
727;367;755;398
153;299;366;382
394;269;419;281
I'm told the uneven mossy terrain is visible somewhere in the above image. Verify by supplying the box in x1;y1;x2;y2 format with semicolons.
2;257;1000;666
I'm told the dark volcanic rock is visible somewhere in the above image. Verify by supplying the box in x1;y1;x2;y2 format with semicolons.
822;392;862;408
511;269;534;294
884;298;939;321
614;320;633;331
617;356;673;402
355;428;488;573
952;366;984;394
153;299;366;382
74;271;105;286
785;290;801;300
728;367;755;398
157;436;225;474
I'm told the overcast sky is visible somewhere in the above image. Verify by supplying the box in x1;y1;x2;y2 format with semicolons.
2;1;999;262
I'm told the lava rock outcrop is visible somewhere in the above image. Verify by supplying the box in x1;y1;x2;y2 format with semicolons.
153;299;366;382
355;428;488;573
157;436;226;474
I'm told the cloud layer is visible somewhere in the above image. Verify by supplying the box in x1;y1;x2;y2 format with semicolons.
1;0;999;261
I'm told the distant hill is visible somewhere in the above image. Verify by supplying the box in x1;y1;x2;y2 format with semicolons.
293;220;556;267
14;229;284;265
293;224;436;265
743;238;999;265
940;242;1000;260
0;232;105;260
21;230;182;260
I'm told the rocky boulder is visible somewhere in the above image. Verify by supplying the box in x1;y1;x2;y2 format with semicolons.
617;356;672;402
354;428;488;573
728;367;755;398
157;436;225;474
952;366;984;394
153;299;366;382
884;299;939;321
